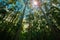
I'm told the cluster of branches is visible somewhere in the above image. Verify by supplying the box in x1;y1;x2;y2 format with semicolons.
0;0;60;40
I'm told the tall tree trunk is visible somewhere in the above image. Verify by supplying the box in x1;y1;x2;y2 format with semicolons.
40;7;60;40
14;4;27;40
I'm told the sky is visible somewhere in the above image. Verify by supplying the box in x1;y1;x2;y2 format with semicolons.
0;0;47;11
0;0;31;19
1;0;59;14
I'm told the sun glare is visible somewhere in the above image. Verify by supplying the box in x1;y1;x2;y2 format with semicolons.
30;0;41;8
33;1;38;6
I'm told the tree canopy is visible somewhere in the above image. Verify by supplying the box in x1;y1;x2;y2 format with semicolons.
0;0;60;40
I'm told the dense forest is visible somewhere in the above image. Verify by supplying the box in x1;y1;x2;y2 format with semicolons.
0;0;60;40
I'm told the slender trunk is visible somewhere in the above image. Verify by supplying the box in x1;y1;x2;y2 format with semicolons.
40;7;60;40
14;4;27;40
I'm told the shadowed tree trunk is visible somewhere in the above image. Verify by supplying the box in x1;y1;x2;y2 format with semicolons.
14;2;27;40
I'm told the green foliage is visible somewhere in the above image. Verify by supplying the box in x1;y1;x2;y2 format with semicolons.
0;0;60;40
